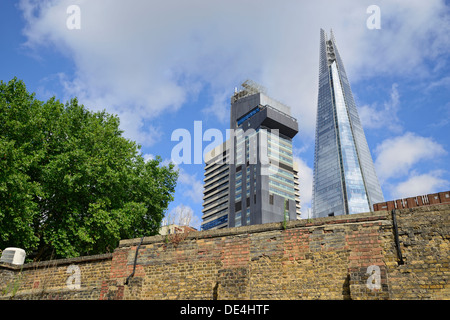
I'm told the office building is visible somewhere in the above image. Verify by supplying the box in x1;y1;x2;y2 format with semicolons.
201;80;300;230
201;142;230;230
312;29;384;218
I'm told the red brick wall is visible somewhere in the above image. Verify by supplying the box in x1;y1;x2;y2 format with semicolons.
374;191;450;211
1;204;449;300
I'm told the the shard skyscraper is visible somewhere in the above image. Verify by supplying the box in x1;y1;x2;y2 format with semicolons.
312;29;384;218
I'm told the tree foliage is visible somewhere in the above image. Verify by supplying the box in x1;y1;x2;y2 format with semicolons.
0;78;178;260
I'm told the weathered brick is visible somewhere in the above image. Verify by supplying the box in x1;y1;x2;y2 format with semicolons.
1;205;449;300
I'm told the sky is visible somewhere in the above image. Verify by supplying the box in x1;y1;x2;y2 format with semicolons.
1;0;449;230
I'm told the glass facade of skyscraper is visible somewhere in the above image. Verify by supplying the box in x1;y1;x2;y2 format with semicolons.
312;29;384;218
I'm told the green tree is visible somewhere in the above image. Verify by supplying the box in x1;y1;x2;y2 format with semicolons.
0;78;178;260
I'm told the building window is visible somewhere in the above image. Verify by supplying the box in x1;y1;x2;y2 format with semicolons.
269;194;274;205
235;210;242;227
236;106;261;126
201;215;228;231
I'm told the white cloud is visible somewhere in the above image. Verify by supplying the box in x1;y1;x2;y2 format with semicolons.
18;0;450;146
425;76;450;92
390;170;449;199
359;83;402;132
202;90;230;124
429;102;450;129
143;153;155;162
293;156;313;217
374;132;447;182
177;168;204;204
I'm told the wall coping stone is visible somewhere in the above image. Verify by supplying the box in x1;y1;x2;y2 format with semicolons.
0;253;113;271
2;204;447;268
119;209;395;248
119;203;449;248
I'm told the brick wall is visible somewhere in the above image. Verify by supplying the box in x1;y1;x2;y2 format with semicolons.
374;190;450;211
1;204;449;300
0;254;111;299
385;204;450;299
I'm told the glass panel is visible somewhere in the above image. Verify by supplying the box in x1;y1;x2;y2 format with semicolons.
331;62;370;214
237;107;261;126
201;214;228;230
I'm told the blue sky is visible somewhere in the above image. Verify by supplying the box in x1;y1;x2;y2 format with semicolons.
1;0;449;229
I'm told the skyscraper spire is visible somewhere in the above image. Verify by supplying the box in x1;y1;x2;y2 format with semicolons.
312;29;384;218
